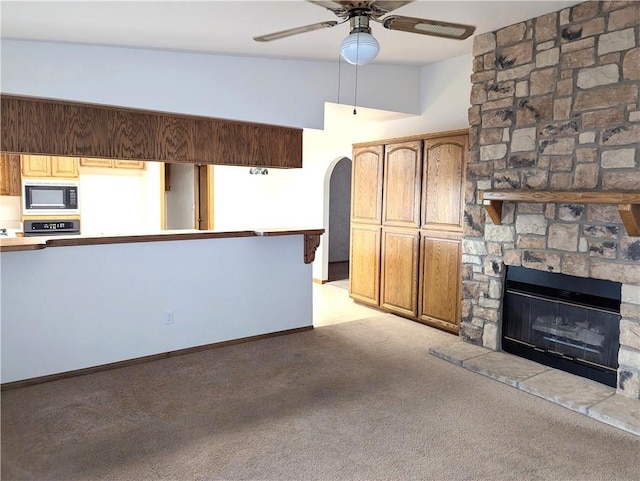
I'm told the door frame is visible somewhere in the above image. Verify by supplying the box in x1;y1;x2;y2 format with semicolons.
160;163;214;230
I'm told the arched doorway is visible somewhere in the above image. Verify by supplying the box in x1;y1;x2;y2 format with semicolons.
327;157;352;282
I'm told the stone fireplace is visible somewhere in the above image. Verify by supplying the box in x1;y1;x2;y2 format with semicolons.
461;1;640;399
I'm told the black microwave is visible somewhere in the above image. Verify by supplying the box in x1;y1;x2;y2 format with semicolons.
23;180;80;216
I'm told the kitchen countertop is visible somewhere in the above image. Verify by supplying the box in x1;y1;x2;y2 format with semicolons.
0;228;325;253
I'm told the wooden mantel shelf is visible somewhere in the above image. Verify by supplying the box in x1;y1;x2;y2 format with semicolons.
479;190;640;237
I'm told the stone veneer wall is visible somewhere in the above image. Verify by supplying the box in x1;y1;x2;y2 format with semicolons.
461;1;640;399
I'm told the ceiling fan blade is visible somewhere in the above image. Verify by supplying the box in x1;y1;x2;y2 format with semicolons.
307;1;414;18
382;15;476;40
253;21;338;42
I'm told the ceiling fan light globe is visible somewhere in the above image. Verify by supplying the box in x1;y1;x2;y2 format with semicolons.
340;32;379;65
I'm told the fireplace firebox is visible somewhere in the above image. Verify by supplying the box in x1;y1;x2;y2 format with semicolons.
502;266;621;387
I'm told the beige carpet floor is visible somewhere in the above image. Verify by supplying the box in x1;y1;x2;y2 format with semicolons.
2;315;639;481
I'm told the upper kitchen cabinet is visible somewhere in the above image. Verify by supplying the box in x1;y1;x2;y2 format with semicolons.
381;141;422;228
80;158;146;169
21;155;79;178
0;154;21;196
1;95;303;168
351;145;384;225
421;135;467;232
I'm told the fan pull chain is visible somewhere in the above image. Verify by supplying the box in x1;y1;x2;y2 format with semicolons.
353;32;359;115
337;51;342;104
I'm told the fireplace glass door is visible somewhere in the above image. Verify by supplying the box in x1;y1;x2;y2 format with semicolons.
503;267;621;387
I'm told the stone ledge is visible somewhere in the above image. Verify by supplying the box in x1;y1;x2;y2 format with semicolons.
430;340;640;437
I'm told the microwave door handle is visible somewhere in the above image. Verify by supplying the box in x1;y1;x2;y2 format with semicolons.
30;203;66;207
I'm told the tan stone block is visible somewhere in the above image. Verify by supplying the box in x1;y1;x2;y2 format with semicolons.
603;125;640;146
518;203;545;214
577;64;620;89
473;32;496;56
473;55;484;73
581;108;624;128
539;137;575;155
549;223;580;251
583;224;620;239
517;96;553;125
468;106;481;126
556;78;573;96
620;319;640;351
538;120;579;137
592;260;640;284
472;72;496;85
530;67;558;95
571;1;600;21
479;128;504;145
497;22;527;46
587;204;620;222
480;144;507;161
549;156;573;172
573;163;599;189
536;48;559;67
482;109;513;128
630;111;640;122
522;250;562;272
536;12;558;42
507;153;536;169
517;235;547;249
470;84;487;105
497;41;533;68
623;48;640;80
621;237;640;262
493;172;521;189
560;8;571;25
601;148;637;168
602;170;640;190
482;97;515;111
522;169;549;189
553;98;572;120
608;4;640;30
574;84;638;110
561;37;595;53
550;173;573;190
515;80;529;97
576;147;598;163
622;284;640;306
598;28;635;55
602;1;636;12
487;81;515;100
496;63;535;82
621;303;640;320
484;51;496;71
578;131;597;144
560;69;574;79
504;249;522;266
558;204;586;221
537;40;556;51
561;253;590;277
511;127;536;152
588;240;618;258
599;52;621;64
486;242;503;256
561;47;596;68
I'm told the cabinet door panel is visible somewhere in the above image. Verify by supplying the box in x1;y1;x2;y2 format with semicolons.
422;135;467;231
51;156;79;177
21;155;51;177
0;154;21;196
349;224;381;306
419;236;461;330
351;146;383;224
80;158;113;168
380;228;419;317
382;141;421;228
114;160;146;170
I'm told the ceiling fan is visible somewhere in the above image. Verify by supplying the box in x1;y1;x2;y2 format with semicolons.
254;1;476;65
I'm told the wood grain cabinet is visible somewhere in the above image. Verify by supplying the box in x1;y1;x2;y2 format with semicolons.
351;145;384;225
21;155;79;178
419;235;462;332
380;227;419;317
0;154;21;196
349;130;467;333
349;224;382;306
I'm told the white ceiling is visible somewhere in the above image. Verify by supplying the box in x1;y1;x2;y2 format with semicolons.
1;1;581;66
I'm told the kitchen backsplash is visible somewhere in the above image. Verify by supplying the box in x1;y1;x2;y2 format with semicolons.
0;196;21;229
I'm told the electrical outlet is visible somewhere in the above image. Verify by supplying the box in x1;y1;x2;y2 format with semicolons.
164;309;174;325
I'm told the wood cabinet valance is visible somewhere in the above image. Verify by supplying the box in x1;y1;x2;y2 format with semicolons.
1;94;302;168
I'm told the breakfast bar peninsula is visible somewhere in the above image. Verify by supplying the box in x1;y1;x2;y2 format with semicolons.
1;228;323;386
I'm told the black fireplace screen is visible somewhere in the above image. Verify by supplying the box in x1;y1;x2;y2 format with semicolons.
503;267;621;387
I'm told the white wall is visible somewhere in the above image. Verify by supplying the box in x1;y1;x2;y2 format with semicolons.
1;234;311;382
0;196;21;230
79;163;161;235
165;163;195;230
1;39;421;130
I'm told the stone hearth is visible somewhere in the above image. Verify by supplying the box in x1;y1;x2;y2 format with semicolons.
461;1;640;399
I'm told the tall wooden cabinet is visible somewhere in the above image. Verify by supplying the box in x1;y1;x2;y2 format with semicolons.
349;130;467;333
